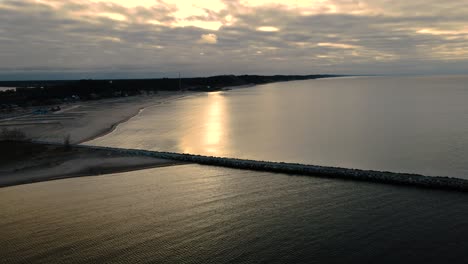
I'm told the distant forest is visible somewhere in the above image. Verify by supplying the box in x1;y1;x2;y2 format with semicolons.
0;74;341;107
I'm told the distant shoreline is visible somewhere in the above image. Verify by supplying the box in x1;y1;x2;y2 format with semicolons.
0;74;344;108
1;75;339;144
2;77;334;145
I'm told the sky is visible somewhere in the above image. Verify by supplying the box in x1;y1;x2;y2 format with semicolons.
1;0;468;80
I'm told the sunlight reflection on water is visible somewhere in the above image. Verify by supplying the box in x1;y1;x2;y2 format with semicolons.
88;75;468;178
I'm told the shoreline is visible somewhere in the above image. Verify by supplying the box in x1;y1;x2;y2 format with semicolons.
0;91;194;144
1;77;334;145
78;85;254;144
79;92;195;144
77;107;145;144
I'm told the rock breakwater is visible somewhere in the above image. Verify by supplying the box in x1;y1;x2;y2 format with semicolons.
63;143;468;192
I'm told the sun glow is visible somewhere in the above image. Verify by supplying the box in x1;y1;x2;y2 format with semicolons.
203;92;226;154
81;0;371;30
31;0;383;30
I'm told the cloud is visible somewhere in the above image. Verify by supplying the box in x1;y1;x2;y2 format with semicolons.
0;0;468;79
198;33;218;44
317;43;359;49
256;26;279;32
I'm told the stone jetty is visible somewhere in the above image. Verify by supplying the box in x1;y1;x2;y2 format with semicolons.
54;143;468;192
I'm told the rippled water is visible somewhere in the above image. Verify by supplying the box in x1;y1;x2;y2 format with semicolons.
2;165;468;263
90;75;468;178
3;75;468;263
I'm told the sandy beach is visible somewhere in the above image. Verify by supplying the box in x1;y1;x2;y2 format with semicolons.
0;92;195;187
0;91;192;144
0;83;260;146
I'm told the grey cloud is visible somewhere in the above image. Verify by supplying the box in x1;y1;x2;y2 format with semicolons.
0;0;467;79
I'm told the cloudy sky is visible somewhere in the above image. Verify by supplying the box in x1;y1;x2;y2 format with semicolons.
1;0;468;79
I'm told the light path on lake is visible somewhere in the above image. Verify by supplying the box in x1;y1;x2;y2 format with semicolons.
89;75;468;178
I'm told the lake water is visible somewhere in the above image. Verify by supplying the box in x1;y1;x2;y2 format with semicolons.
2;164;468;264
89;75;468;178
4;75;468;263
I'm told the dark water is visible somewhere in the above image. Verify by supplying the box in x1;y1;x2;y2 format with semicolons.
89;75;468;178
2;164;468;263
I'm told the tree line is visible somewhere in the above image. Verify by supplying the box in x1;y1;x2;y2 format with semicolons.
0;74;341;107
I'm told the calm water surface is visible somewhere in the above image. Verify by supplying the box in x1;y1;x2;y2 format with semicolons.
3;75;468;263
2;165;468;263
90;75;468;178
